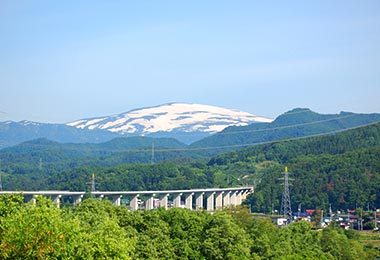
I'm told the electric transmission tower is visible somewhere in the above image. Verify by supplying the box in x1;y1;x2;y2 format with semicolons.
86;173;97;197
91;173;96;193
280;167;292;220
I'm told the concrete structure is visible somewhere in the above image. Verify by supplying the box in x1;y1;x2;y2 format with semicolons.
0;186;253;211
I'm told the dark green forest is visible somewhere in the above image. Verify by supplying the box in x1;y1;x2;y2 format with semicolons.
0;194;378;260
210;122;380;212
1;122;380;213
1;120;380;259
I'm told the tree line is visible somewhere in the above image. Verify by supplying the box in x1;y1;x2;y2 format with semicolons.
0;194;378;259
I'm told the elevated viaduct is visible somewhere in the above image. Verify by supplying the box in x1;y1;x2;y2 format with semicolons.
0;186;253;211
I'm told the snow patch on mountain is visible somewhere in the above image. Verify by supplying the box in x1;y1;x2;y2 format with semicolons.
67;103;273;136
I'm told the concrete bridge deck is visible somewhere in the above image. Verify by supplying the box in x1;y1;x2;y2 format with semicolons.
0;186;253;211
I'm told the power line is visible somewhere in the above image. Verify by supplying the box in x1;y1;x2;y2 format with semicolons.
99;120;380;154
212;113;360;136
123;109;346;138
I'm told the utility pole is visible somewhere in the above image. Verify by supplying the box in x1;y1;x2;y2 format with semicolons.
280;167;292;223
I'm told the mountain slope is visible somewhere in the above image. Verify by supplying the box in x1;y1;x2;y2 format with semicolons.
191;108;380;151
67;103;272;143
206;122;380;212
0;103;272;148
0;120;119;149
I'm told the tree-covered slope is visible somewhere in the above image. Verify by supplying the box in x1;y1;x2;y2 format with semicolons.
208;121;380;165
0;136;187;167
208;122;380;212
0;136;192;190
1;120;380;214
191;108;380;154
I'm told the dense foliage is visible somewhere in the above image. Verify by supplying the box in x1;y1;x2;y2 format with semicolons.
1;121;380;215
209;123;380;212
0;195;378;259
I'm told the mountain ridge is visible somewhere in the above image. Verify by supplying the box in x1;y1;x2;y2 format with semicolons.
0;103;274;148
190;108;380;152
66;103;272;141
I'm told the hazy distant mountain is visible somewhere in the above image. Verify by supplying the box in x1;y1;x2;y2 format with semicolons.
67;103;273;143
0;120;119;149
0;103;272;148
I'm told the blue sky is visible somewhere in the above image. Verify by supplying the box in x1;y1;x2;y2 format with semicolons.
0;1;379;123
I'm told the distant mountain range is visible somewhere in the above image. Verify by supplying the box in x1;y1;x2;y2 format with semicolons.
0;103;272;148
0;120;120;149
1;104;380;153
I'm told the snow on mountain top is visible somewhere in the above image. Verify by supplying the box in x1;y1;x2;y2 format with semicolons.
67;103;273;135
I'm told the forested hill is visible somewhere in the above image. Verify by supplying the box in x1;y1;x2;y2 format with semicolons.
0;136;188;174
208;121;380;165
190;108;380;153
1;120;380;213
207;122;380;212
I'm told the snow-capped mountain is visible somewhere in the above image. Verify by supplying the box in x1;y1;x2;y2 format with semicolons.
67;103;272;143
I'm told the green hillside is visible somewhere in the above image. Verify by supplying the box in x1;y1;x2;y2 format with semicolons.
190;108;380;155
0;137;191;190
208;122;380;212
1;116;380;214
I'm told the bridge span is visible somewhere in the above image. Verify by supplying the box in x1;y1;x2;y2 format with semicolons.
0;186;253;211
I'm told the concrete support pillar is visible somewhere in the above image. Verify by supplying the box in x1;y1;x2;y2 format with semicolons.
160;194;169;210
173;193;182;208
113;196;122;207
241;190;248;201
230;191;237;206
145;194;155;210
236;191;242;205
185;192;194;210
207;192;215;211
26;195;37;205
215;191;224;209
74;195;84;206
52;195;62;208
195;192;204;210
223;191;231;207
130;194;140;211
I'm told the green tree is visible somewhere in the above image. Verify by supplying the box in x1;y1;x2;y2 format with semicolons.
201;211;251;259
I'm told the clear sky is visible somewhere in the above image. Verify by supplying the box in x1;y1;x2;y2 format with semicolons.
1;0;379;123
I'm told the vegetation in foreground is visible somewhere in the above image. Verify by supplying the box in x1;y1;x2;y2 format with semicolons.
0;194;379;260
